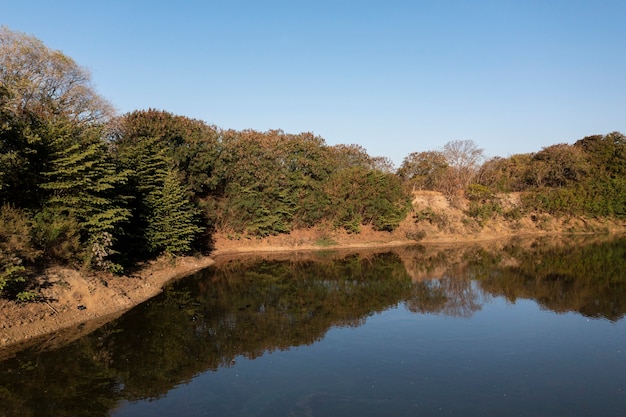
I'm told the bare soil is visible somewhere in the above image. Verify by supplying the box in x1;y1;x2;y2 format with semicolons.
1;191;624;357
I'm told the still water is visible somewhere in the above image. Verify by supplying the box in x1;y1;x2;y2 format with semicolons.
1;235;625;417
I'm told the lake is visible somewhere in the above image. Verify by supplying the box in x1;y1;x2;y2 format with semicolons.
1;235;625;416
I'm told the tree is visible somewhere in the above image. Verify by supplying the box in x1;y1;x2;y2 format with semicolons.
529;143;589;188
1;27;127;270
397;151;449;191
442;140;484;192
327;144;374;171
0;26;113;125
0;85;54;208
144;169;203;254
325;167;411;233
112;109;222;198
39;121;131;268
575;132;626;178
477;153;533;192
216;129;298;236
371;156;395;174
113;110;208;256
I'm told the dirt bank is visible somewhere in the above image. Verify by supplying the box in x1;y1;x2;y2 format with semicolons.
0;256;215;357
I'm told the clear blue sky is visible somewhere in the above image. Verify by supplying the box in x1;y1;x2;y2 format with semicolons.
3;0;625;166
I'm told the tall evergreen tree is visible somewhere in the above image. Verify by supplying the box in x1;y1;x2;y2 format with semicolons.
40;122;131;268
114;112;205;256
144;168;202;254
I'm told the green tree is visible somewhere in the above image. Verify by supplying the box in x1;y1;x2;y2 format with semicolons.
144;169;203;254
397;150;449;191
325;167;411;233
216;129;298;236
0;89;54;208
40;122;131;268
477;153;533;192
114;110;207;256
113;109;222;198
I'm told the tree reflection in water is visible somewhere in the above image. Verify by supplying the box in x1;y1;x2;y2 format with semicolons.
0;235;624;416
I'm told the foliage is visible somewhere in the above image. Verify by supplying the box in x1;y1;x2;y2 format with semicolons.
40;123;132;238
0;205;38;298
0;94;53;209
31;207;81;262
144;169;203;254
113;110;208;256
113;109;222;197
528;143;589;188
464;184;502;226
413;207;449;229
465;184;494;201
475;132;626;218
466;201;502;226
397;150;449;191
1;27;127;272
0;263;27;298
477;153;533;192
325;167;411;233
215;130;410;236
0;26;113;125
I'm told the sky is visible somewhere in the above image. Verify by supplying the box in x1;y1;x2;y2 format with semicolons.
2;0;625;166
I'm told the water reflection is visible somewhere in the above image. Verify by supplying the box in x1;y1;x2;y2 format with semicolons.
0;235;624;416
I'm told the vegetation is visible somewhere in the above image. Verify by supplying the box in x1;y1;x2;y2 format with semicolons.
1;26;625;300
0;28;411;298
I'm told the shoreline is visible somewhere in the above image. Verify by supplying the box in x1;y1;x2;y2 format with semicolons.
0;256;216;358
0;233;469;355
2;221;625;357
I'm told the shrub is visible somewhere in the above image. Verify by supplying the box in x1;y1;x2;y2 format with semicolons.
31;207;81;262
413;208;449;229
405;230;427;241
0;205;41;299
465;184;494;201
466;201;502;226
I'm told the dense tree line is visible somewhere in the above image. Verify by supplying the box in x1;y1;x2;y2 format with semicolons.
475;134;626;217
397;134;626;224
0;28;410;299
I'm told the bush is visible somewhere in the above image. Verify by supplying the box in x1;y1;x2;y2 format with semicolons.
0;262;27;298
31;207;81;262
0;205;39;261
326;168;411;233
0;205;40;299
466;201;502;226
413;208;449;228
465;184;494;201
405;230;427;241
